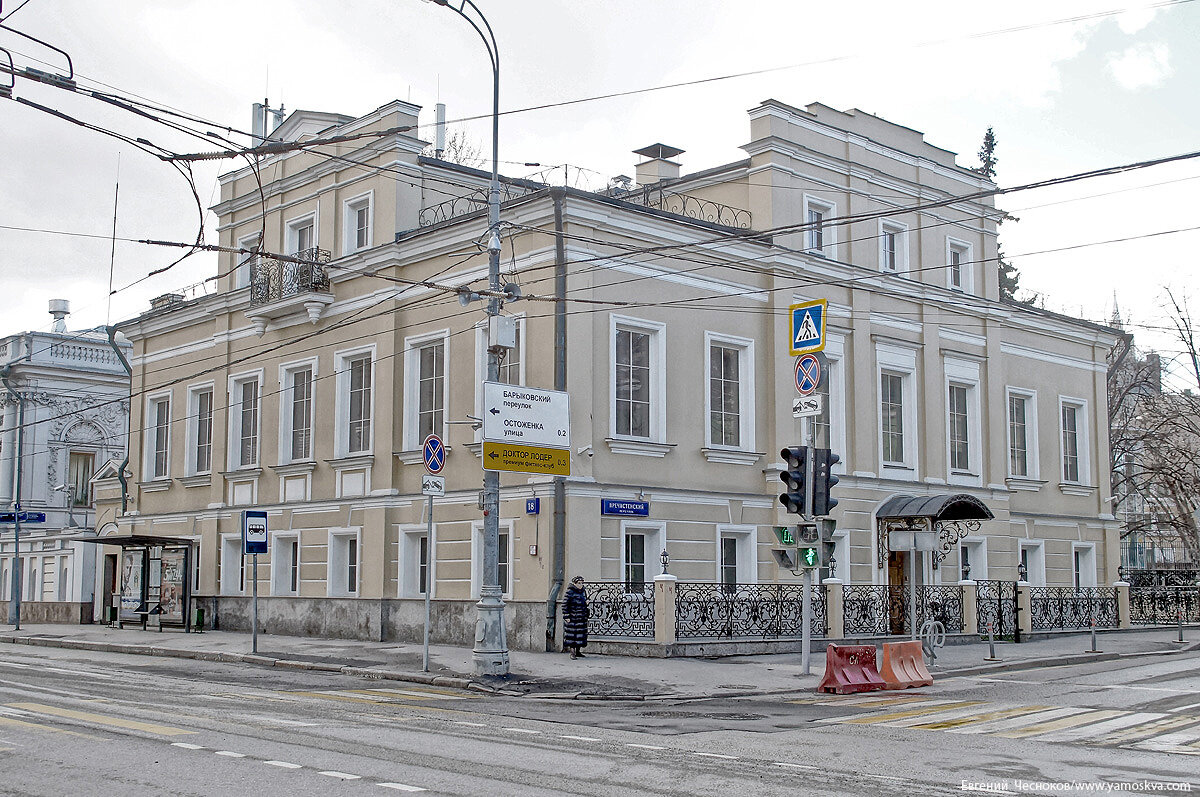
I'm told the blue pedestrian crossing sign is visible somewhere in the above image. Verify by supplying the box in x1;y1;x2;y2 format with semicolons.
789;298;827;355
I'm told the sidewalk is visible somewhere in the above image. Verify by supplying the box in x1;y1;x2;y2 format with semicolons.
2;623;1196;700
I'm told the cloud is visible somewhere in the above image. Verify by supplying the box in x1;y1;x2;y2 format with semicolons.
1116;7;1158;34
1107;42;1172;90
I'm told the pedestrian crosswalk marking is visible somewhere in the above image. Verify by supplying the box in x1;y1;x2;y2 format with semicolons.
994;709;1125;739
1037;712;1165;743
950;707;1090;735
1099;714;1200;744
7;702;195;736
833;700;985;725
1130;726;1200;754
914;705;1053;731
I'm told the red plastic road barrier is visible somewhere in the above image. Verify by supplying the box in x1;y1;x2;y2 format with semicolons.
879;640;934;689
817;644;886;694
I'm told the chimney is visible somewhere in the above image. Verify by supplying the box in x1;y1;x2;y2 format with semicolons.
48;299;70;333
435;103;447;160
634;143;684;186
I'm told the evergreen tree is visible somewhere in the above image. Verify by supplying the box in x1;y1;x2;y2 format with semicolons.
976;127;998;178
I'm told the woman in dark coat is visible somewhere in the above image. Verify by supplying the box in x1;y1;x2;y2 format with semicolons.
563;575;589;658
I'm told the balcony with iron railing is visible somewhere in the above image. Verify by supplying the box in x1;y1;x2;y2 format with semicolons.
245;247;334;335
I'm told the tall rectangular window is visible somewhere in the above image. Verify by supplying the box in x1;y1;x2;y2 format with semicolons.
355;205;369;250
807;208;825;253
344;196;371;254
948;384;970;471
615;328;651;438
418;342;444;442
498;324;521;385
624;533;646;593
1009;395;1029;477
237;378;259;467
347;537;358;594
289;539;300;594
1062;404;1080;482
194;389;213;473
292;221;314;254
949;247;964;289
347;356;372;454
720;537;737;593
418;535;429;595
881;373;904;464
498;532;510;597
151;397;170;478
290;368;313;460
709;345;740;447
68;452;94;506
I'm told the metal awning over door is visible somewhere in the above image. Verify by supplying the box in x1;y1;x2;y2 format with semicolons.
875;493;995;569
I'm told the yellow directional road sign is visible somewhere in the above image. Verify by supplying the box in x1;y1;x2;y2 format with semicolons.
482;441;571;476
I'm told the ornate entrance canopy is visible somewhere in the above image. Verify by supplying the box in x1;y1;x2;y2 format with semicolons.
875;493;995;569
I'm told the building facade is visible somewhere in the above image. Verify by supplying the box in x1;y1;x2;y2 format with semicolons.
1;302;132;623
100;98;1121;648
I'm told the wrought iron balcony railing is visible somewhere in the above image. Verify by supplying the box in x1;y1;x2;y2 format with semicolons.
614;185;752;229
249;247;331;307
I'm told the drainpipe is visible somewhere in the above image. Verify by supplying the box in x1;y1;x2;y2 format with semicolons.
1;365;24;629
545;187;568;651
106;326;132;514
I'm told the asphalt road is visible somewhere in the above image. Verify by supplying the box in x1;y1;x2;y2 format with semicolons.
0;644;1196;796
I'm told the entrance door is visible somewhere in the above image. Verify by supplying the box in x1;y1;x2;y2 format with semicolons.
888;551;907;635
102;554;117;620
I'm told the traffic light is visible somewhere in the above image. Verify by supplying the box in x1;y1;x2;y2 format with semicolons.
779;446;809;515
812;448;841;516
798;545;819;569
770;526;799;570
819;518;837;580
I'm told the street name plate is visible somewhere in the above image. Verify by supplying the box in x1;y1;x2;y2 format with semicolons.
792;394;824;418
421;474;445;497
483;382;570;449
482;441;571;476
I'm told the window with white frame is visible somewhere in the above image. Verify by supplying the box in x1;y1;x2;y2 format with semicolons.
1072;543;1097;588
1006;389;1038;479
336;350;373;456
229;374;261;468
612;316;665;441
280;364;315;462
68;451;94;506
877;344;918;474
328;530;360;596
622;521;665;593
287;213;316;255
948;384;969;470
959;538;988;581
1060;398;1088;484
880;221;907;272
717;526;756;591
404;332;447;448
705;333;754;450
146;394;171;479
944;359;981;481
235;232;260;290
399;525;435;598
219;535;245;595
271;534;300;596
497;322;522;386
343;193;372;254
471;521;513;599
1019;541;1046;585
187;385;214;475
947;239;971;291
804;197;836;257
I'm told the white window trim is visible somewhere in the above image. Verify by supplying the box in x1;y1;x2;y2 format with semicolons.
278;358;319;465
334;345;376;458
621;519;666;589
234;232;261;290
143;391;172;481
1072;542;1098;588
1005;387;1040;481
703;331;756;452
610;314;668;443
327;527;362;598
876;343;919;477
960;536;989;582
403;329;450;451
184;382;215;477
944;357;982;486
879;220;909;273
829;531;850;582
270;533;300;596
1020;540;1047;586
342;190;373;255
803;195;837;258
473;315;527;439
716;524;756;586
227;370;265;470
1058;396;1091;485
398;523;436;599
219;533;245;596
470;520;514;600
285;210;319;255
946;237;973;292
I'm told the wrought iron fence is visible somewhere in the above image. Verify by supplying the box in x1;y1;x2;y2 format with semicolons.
418;183;538;227
886;585;966;636
976;580;1019;640
615;185;752;229
1129;585;1200;625
843;585;889;636
674;582;826;640
583;581;654;639
249;247;331;306
1124;569;1200;587
1029;587;1118;630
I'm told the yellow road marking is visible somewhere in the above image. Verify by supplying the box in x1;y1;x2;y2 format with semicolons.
8;703;196;737
287;691;384;705
842;701;986;725
0;714;104;740
1102;715;1200;744
283;691;471;717
346;690;438;702
913;705;1054;730
994;709;1125;739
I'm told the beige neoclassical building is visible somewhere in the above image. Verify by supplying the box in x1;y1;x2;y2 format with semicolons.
97;97;1121;648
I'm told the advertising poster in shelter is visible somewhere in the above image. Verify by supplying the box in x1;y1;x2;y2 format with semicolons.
119;549;144;619
160;548;186;623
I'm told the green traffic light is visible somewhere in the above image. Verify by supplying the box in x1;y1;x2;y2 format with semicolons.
801;547;818;567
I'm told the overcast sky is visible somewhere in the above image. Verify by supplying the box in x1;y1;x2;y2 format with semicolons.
2;0;1197;385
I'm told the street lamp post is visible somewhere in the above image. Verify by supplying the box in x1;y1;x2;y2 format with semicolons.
424;0;509;676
